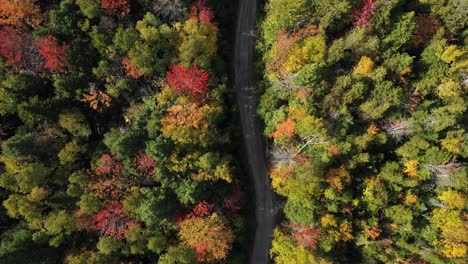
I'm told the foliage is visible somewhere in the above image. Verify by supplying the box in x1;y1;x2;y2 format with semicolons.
93;202;138;240
35;35;69;72
167;64;209;99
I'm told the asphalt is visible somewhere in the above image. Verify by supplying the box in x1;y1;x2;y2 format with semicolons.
234;0;274;263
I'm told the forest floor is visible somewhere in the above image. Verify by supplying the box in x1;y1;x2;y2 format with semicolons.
234;0;274;263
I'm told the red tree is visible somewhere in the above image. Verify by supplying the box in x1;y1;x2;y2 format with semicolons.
88;154;127;200
223;185;245;217
352;0;376;27
93;202;138;240
0;26;24;67
190;0;214;24
290;224;320;249
95;154;123;177
167;64;209;99
101;0;130;16
35;35;69;72
132;151;156;177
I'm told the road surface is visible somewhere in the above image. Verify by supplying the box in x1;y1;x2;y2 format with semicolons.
234;0;274;263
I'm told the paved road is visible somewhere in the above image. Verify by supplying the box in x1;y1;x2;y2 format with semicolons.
234;0;274;263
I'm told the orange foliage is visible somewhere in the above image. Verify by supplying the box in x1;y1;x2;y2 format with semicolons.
121;57;143;79
326;167;351;193
267;24;318;77
329;145;340;155
270;163;294;189
0;0;41;27
88;154;128;200
81;87;112;111
362;226;381;240
178;205;234;262
271;118;295;140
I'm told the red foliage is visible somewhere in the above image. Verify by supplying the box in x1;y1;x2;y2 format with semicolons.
101;0;130;16
93;202;138;240
0;26;24;67
167;64;210;99
35;35;69;72
121;57;143;78
190;0;214;24
352;0;376;28
291;224;320;249
95;154;123;177
132;151;156;177
186;201;214;219
223;185;245;217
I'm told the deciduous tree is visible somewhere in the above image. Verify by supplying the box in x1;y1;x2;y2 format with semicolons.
93;202;138;240
0;27;24;68
167;64;209;99
0;0;41;27
101;0;130;16
35;35;69;72
178;211;234;262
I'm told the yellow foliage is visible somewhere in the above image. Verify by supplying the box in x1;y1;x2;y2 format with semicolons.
367;123;379;136
403;160;419;178
438;190;466;209
441;241;467;259
282;34;326;73
437;81;462;98
339;223;354;241
321;214;337;228
404;190;417;205
353;56;375;76
270;163;293;190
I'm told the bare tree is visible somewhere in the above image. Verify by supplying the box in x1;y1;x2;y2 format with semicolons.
382;119;414;141
152;0;186;23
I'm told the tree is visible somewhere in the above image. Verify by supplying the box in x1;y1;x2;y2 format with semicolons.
121;57;143;79
132;151;156;178
101;0;130;16
282;34;326;73
42;210;77;247
0;27;24;68
35;35;69;72
152;0;185;23
81;86;112;111
93;202;138;240
88;154;127;200
58;108;91;138
158;244;197;264
160;103;210;145
179;15;218;69
167;64;209;99
352;0;376;27
0;0;41;27
178;211;234;262
271;118;295;141
75;0;101;19
290;224;320;249
270;228;317;264
189;0;214;24
353;56;374;76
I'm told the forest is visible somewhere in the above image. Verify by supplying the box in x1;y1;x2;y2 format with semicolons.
0;0;248;263
258;0;467;263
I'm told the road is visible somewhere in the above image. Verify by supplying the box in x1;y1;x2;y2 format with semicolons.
234;0;274;263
